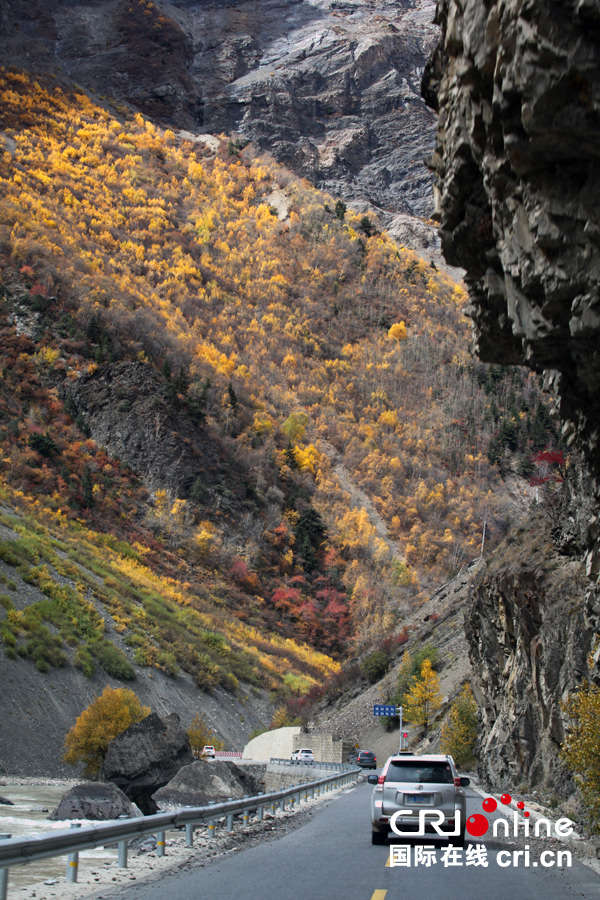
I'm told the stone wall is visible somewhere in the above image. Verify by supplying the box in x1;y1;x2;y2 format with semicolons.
292;734;355;763
264;763;342;793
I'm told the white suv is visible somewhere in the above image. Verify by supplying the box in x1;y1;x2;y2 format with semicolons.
369;753;469;845
291;748;315;761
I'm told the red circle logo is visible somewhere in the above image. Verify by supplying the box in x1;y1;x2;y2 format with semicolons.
482;797;497;813
500;793;512;805
466;813;489;837
517;801;525;810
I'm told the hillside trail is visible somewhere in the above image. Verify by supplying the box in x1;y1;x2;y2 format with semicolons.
317;438;405;563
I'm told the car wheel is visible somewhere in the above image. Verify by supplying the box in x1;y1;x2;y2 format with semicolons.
372;829;387;845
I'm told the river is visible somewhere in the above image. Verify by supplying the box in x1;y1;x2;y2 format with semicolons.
0;783;118;891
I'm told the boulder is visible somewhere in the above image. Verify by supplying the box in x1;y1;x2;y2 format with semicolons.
152;760;263;812
0;796;13;806
99;712;194;814
48;782;142;821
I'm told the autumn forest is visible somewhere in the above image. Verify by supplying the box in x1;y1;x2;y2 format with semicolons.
0;69;558;709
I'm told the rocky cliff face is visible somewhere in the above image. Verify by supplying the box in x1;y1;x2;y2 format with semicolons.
423;0;600;790
466;508;590;792
69;360;253;505
0;0;439;229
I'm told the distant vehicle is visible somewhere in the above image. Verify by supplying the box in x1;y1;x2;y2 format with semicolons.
291;748;315;761
368;753;469;846
356;750;377;769
202;745;216;758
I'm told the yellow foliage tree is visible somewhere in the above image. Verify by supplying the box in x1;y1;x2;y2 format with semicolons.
270;705;292;729
440;683;478;768
388;321;408;342
187;713;224;753
281;411;308;445
560;682;600;828
403;658;442;732
63;686;150;775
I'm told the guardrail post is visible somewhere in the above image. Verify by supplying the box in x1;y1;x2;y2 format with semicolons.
279;797;285;812
208;801;216;838
257;794;264;822
185;823;194;848
116;815;128;868
156;831;166;857
118;838;128;869
226;812;234;832
0;834;11;900
310;786;314;800
66;823;81;883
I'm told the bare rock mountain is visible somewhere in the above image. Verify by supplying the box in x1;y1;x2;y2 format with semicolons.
423;0;600;789
0;0;439;228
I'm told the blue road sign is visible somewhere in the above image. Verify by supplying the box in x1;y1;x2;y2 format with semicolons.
373;705;396;716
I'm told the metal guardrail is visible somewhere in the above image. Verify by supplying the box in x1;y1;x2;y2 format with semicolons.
0;767;360;898
269;758;354;771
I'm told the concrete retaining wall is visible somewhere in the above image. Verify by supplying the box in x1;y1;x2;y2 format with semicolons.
264;764;336;792
242;726;301;761
292;734;356;763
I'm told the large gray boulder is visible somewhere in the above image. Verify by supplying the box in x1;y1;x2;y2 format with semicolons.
48;782;142;821
99;712;194;814
152;760;263;812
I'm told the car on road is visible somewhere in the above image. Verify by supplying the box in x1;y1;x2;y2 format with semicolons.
356;750;377;769
368;753;469;846
202;745;216;758
291;748;315;761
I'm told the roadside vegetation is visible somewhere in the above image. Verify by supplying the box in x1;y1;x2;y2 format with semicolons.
440;683;478;768
560;681;600;831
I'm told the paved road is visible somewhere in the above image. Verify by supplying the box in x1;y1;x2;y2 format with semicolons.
111;781;600;900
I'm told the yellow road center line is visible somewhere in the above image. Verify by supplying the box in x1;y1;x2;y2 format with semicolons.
371;891;387;900
385;855;391;867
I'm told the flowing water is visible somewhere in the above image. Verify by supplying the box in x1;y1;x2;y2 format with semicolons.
0;784;118;890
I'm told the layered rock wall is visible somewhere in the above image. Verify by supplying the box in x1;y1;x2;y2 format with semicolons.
466;509;589;791
423;0;600;790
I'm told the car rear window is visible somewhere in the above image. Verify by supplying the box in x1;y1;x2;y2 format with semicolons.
385;761;453;784
359;752;374;757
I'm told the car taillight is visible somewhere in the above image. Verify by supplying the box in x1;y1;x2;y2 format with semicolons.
374;757;376;762
378;775;385;785
454;777;461;788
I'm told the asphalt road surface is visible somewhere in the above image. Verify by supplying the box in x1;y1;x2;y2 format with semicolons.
110;780;600;900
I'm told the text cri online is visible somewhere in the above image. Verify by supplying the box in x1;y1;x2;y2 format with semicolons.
387;810;573;869
389;845;572;869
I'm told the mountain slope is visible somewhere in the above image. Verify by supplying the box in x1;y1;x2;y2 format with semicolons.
0;0;439;232
0;69;562;772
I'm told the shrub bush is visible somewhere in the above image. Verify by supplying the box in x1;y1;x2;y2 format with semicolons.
362;650;390;684
74;646;95;678
89;640;136;680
